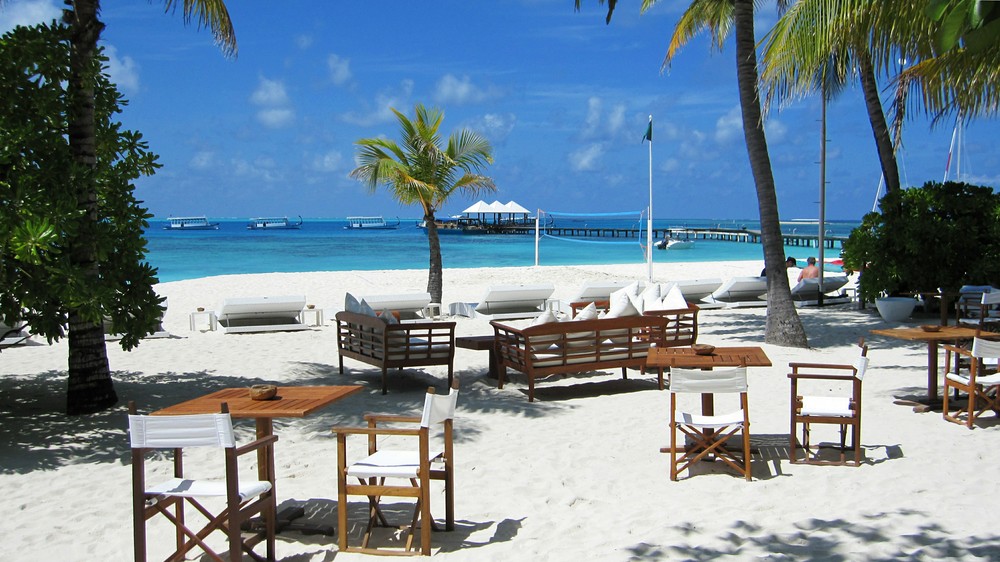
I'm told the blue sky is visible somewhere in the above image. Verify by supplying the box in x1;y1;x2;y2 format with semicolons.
2;0;996;221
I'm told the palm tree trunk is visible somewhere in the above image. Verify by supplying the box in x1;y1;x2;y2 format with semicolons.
65;0;117;415
425;212;444;304
858;49;900;194
734;0;808;348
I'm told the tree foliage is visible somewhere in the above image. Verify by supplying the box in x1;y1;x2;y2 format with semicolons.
843;181;1000;302
0;22;163;352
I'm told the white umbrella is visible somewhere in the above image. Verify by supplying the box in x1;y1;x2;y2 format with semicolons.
462;200;490;214
502;201;530;215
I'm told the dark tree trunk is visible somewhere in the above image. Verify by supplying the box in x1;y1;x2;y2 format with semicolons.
64;0;117;414
734;0;808;348
425;211;444;304
858;51;900;195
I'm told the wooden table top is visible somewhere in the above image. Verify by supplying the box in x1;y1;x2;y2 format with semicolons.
153;385;363;419
869;325;988;342
646;346;772;369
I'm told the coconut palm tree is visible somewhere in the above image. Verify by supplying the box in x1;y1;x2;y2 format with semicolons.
350;104;496;305
57;0;235;414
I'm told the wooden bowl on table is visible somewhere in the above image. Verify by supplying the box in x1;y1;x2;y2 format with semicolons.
691;344;716;356
249;384;278;401
920;324;942;333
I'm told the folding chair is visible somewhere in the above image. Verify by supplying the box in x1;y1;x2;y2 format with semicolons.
668;365;751;481
788;341;870;466
128;402;277;562
333;381;459;555
942;337;1000;429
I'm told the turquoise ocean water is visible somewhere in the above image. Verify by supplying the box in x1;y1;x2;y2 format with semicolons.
146;217;860;283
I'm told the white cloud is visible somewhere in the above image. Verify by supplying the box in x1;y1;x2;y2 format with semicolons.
581;97;626;139
715;106;743;144
103;45;140;93
296;34;313;49
0;0;61;33
583;97;601;137
250;77;290;106
327;54;352;86
470;112;517;143
765;118;787;143
434;74;496;105
250;77;293;128
341;80;414;126
190;151;215;170
312;150;344;172
256;108;294;128
606;105;625;136
569;143;603;172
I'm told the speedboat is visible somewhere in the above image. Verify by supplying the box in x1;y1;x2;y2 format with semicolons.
654;228;695;250
247;216;303;230
344;216;400;230
164;216;219;230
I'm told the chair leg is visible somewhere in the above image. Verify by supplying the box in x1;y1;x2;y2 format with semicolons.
381;365;388;395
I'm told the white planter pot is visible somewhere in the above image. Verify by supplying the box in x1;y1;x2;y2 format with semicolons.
876;297;916;323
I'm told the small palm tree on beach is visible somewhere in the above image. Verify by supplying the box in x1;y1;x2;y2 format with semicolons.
350;104;496;304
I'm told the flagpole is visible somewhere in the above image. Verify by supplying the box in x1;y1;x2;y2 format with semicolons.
646;115;653;282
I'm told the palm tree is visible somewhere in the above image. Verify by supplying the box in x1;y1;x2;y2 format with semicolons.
350;105;496;305
58;0;235;414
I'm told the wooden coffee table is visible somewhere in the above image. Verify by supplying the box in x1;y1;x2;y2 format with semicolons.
456;335;498;378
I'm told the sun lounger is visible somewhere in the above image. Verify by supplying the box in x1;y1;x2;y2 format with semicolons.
790;275;851;306
673;278;724;304
104;299;172;341
356;292;432;321
702;277;768;308
0;322;29;349
450;283;555;320
216;295;310;334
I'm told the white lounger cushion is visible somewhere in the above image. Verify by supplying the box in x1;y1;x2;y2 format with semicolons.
673;278;723;302
217;295;309;333
358;292;431;313
570;280;633;302
471;283;555;319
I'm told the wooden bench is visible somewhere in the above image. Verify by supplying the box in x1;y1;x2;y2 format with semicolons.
490;314;671;402
567;302;700;348
335;311;456;394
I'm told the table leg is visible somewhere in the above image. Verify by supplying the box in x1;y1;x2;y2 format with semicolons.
255;418;274;482
927;342;939;403
487;345;498;379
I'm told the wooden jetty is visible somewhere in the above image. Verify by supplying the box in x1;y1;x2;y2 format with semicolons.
485;225;847;250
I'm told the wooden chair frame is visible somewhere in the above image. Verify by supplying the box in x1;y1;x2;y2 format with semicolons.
942;338;1000;429
788;342;868;466
333;382;458;556
129;402;278;562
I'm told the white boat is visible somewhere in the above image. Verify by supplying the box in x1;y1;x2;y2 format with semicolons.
654;228;695;250
164;216;219;230
247;216;302;230
344;216;399;230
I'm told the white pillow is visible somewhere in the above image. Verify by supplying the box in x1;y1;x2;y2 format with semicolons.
529;309;561;352
658;283;688;310
638;284;663;313
573;302;599;321
345;292;362;313
379;310;399;324
605;289;640;318
531;309;559;326
358;299;377;317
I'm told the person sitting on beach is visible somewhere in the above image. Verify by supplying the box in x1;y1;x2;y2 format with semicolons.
761;256;797;277
798;256;820;281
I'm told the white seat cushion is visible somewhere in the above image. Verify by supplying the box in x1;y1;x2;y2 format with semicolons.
146;478;271;502
676;409;746;429
800;396;852;417
347;450;442;480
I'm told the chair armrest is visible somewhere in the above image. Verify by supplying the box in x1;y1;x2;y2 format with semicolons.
363;414;422;424
331;426;422;437
789;362;854;371
235;435;278;456
942;344;972;356
788;372;856;381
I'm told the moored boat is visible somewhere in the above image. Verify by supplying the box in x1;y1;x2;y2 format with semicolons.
344;216;400;230
164;216;219;230
654;228;695;250
247;216;303;230
418;216;487;235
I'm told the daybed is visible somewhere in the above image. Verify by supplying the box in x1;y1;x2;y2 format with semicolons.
450;283;555;320
335;310;456;394
491;314;671;402
216;295;310;333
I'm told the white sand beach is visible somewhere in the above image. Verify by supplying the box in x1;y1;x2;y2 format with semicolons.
3;261;999;561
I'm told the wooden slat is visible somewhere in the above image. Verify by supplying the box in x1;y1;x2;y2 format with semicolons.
152;385;363;418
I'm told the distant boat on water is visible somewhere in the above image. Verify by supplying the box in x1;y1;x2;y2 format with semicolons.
164;216;219;230
654;228;695;250
247;216;303;230
344;216;400;230
418;216;488;235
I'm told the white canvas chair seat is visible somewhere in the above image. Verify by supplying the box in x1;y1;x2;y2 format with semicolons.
145;478;272;501
346;450;445;480
667;366;751;481
943;337;1000;429
334;382;459;556
799;396;853;417
788;342;869;466
128;404;277;562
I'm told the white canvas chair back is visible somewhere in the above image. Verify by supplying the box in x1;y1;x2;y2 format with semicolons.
128;413;236;449
420;385;460;427
854;355;871;382
670;366;748;394
971;337;1000;360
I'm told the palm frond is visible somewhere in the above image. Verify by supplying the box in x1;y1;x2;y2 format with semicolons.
161;0;237;57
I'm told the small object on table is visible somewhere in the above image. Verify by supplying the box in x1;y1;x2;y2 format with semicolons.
197;306;205;312
920;324;942;332
307;304;315;310
692;343;716;355
249;384;278;401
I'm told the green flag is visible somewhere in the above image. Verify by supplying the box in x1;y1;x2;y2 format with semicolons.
642;119;652;143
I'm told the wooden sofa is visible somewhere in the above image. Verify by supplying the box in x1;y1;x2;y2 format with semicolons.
568;302;700;348
335;311;456;394
490;314;672;402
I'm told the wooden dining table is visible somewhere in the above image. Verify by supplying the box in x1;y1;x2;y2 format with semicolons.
154;385;363;532
869;325;995;403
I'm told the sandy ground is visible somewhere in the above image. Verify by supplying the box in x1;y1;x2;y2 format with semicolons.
2;261;999;561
